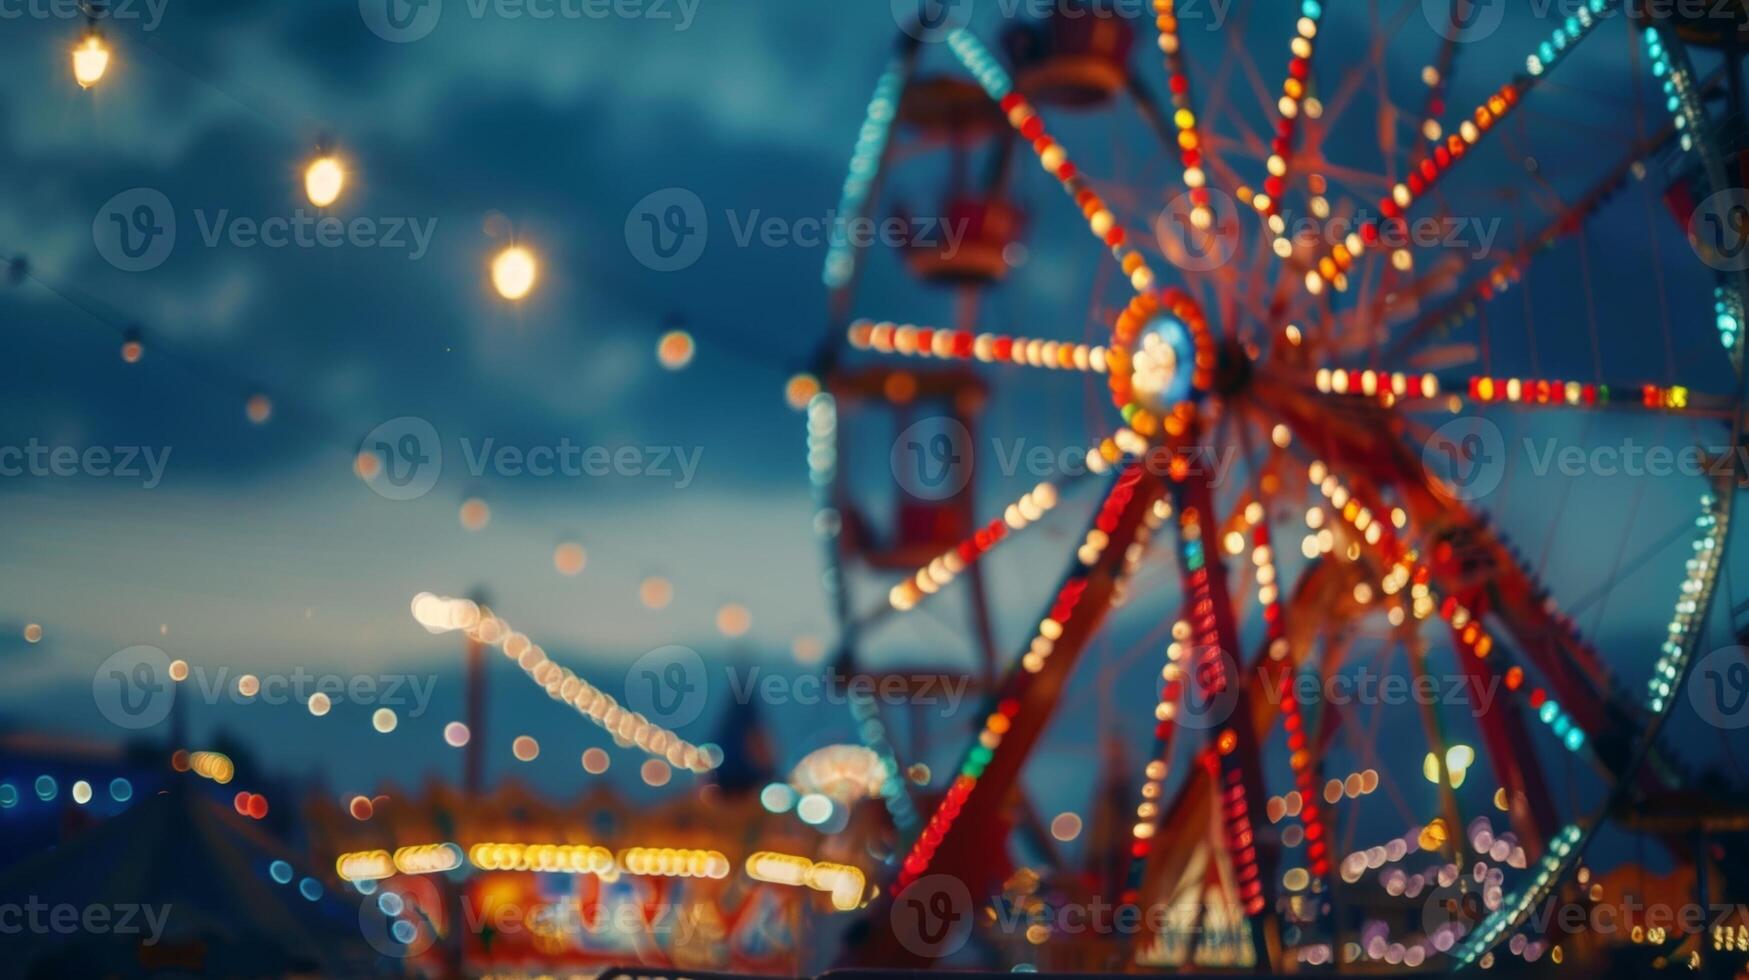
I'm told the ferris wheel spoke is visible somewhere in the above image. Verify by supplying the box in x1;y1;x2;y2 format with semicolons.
1308;367;1735;420
940;28;1161;294
1247;0;1324;245
864;464;1166;944
1130;555;1362;967
411;596;716;773
1407;5;1466;170
886;480;1071;613
1302;1;1619;295
847;319;1107;373
1383;115;1687;361
1151;0;1215;228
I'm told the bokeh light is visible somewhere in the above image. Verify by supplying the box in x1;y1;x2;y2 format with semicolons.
512;735;540;761
459;498;490;531
639;576;673;609
304;155;345;207
491;245;538;300
715;603;751;637
552;541;587;576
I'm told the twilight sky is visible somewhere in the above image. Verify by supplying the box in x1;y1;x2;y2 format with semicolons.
1;0;1746;853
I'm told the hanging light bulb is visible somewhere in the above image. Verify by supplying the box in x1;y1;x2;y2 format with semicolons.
72;30;110;90
121;327;143;364
491;245;537;300
304;155;345;208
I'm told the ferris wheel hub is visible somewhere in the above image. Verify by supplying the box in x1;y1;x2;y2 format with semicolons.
1106;287;1215;442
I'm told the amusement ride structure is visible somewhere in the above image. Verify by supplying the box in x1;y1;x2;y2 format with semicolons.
806;0;1749;972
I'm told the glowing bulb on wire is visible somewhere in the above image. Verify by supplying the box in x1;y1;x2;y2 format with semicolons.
304;155;345;208
491;245;537;300
72;32;109;89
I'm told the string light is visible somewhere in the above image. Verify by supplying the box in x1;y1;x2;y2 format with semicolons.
491;245;538;300
470;842;613;874
72;29;110;89
618;847;732;879
304;155;345;208
849;320;1106;373
411;593;718;772
889;482;1061;611
393;843;463;875
336;850;395;882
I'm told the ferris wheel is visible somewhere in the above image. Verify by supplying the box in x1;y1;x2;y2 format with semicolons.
804;0;1749;972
